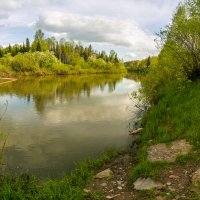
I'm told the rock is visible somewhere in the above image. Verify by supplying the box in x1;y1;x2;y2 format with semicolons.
117;180;123;185
106;194;120;199
169;175;180;180
156;196;165;200
168;186;176;192
147;139;192;163
175;195;180;199
133;177;163;190
117;186;122;190
166;182;172;186
95;168;113;179
180;195;186;199
191;168;200;194
100;182;107;187
83;189;90;193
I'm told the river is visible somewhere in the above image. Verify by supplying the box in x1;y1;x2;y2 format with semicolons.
0;74;140;178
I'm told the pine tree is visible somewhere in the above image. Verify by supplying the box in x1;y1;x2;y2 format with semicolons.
146;56;151;67
26;38;30;52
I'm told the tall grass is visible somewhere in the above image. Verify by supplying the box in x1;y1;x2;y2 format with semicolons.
141;80;200;146
0;150;118;200
130;80;200;181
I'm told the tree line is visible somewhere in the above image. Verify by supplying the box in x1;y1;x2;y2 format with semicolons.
0;30;126;76
125;56;158;73
0;29;120;65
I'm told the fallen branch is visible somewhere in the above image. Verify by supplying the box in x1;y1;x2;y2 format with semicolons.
0;78;17;85
129;128;143;136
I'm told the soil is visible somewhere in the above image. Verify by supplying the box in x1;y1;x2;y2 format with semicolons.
85;146;200;199
87;153;136;200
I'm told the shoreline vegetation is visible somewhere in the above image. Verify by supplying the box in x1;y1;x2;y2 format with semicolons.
0;30;126;78
1;0;200;199
0;150;122;199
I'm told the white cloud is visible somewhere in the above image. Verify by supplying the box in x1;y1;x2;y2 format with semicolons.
35;12;157;51
0;1;21;10
0;12;9;20
0;0;180;59
125;52;137;60
0;0;57;10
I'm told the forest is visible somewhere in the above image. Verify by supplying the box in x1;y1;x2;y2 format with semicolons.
0;30;126;76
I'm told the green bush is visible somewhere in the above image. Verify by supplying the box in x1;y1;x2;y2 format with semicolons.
11;53;39;72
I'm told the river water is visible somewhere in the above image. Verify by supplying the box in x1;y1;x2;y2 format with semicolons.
0;74;140;178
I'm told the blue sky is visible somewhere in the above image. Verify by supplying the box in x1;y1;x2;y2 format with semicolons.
0;0;180;60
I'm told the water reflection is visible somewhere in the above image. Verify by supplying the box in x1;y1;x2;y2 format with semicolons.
0;75;123;113
0;74;140;178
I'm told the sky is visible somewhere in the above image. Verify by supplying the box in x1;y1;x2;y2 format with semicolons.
0;0;181;61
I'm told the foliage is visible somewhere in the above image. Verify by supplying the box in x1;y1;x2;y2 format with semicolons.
140;80;200;147
0;51;126;76
0;51;69;75
125;56;158;74
0;29;126;76
158;1;200;80
0;150;118;200
141;0;200;103
130;161;169;182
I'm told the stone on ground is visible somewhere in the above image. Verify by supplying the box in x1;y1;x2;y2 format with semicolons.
133;177;163;190
106;194;120;199
147;139;192;162
95;168;113;179
83;188;90;193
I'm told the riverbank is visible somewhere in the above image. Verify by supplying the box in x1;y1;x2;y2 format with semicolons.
81;80;200;199
0;68;127;78
0;150;121;199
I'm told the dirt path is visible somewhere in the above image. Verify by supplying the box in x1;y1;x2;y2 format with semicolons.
85;141;200;199
87;153;136;200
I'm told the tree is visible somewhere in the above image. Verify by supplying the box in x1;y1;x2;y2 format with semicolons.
157;1;200;79
109;50;116;62
26;38;30;52
34;29;44;41
146;56;151;67
31;29;48;52
141;0;200;103
36;41;42;52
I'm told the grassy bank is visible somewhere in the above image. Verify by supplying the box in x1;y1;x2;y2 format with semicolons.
0;150;120;200
130;79;200;182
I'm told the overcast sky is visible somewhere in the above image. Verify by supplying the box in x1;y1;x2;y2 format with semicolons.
0;0;180;60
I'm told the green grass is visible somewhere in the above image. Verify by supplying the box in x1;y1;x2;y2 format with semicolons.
129;160;169;182
0;150;118;200
141;80;200;146
130;80;200;182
